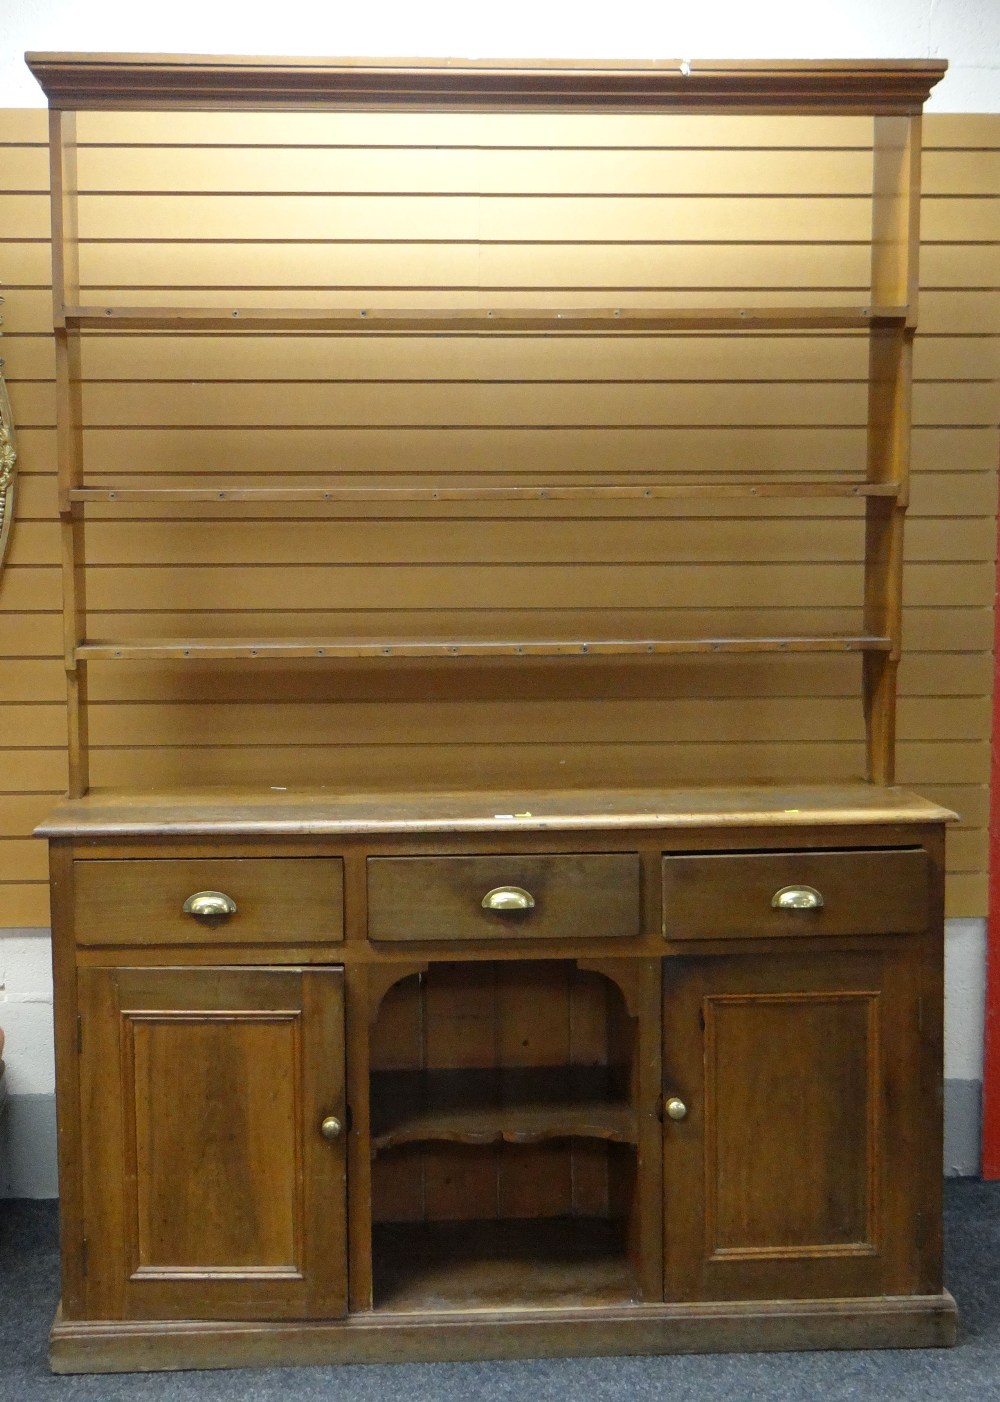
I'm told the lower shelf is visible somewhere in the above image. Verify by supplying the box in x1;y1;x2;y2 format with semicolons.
373;1217;639;1311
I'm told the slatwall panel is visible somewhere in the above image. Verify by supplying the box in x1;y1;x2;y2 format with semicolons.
0;109;996;923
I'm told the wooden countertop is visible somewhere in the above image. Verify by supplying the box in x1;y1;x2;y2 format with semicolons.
35;783;957;839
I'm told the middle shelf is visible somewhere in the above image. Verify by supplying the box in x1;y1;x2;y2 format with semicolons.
370;1066;636;1150
69;481;901;504
75;633;894;661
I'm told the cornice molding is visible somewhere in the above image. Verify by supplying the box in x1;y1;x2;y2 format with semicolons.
24;54;948;114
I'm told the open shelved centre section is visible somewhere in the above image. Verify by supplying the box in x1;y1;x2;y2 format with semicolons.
368;960;646;1309
28;54;957;1374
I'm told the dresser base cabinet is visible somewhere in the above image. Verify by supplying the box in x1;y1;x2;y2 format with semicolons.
39;785;957;1372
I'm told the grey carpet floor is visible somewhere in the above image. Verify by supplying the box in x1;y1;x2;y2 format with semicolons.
1;1181;997;1401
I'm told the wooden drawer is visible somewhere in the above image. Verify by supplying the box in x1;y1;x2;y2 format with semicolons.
367;853;641;942
73;857;344;946
662;847;929;941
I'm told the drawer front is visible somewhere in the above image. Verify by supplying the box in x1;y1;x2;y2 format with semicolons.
662;847;929;941
367;853;641;942
74;858;344;946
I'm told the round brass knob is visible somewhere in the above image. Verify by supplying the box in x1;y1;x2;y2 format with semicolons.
182;890;237;919
320;1115;343;1141
482;886;535;912
665;1096;688;1122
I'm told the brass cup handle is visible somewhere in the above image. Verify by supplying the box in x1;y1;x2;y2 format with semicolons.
320;1115;343;1141
665;1096;688;1121
482;885;536;912
182;890;237;920
771;884;824;911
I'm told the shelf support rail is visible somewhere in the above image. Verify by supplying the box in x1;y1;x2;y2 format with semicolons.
864;113;921;786
49;109;89;797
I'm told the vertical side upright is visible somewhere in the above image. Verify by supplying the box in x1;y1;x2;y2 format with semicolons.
50;108;89;796
864;114;922;786
983;443;1000;1177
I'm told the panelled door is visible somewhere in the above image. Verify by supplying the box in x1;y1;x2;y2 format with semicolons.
662;947;938;1302
77;965;347;1321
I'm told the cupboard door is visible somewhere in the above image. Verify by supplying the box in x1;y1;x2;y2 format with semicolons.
662;948;935;1302
77;965;347;1321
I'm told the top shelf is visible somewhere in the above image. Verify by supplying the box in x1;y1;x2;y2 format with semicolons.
25;54;947;114
61;305;910;334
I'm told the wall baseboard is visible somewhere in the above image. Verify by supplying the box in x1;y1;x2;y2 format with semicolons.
0;1093;57;1197
944;1079;983;1178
